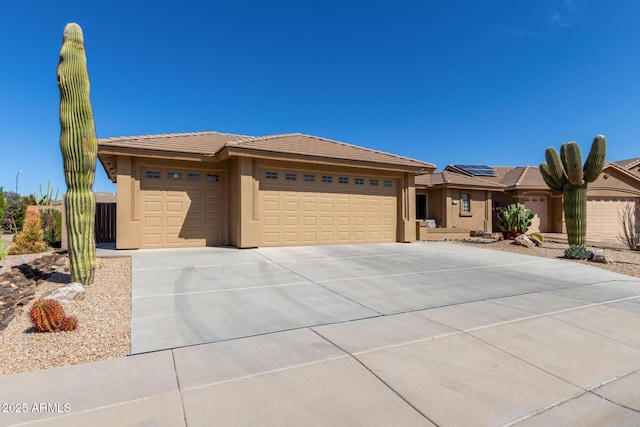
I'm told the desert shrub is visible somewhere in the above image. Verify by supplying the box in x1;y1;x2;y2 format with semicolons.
0;187;5;227
497;203;535;236
618;200;640;250
529;231;544;242
41;208;62;247
8;207;48;255
2;192;26;233
0;240;6;260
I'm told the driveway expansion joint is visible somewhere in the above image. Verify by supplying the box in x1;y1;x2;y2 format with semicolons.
307;327;441;426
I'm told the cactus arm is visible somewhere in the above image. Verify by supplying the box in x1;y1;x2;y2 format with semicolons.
561;142;585;185
583;135;607;183
539;163;563;193
57;23;97;285
544;147;568;187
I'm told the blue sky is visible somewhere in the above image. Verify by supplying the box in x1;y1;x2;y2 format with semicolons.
1;1;639;196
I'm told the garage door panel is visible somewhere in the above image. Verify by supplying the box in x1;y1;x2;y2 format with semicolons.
259;174;397;246
141;168;223;248
285;216;298;226
587;198;635;238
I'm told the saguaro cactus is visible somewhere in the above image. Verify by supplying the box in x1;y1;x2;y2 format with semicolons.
57;23;97;285
539;135;607;246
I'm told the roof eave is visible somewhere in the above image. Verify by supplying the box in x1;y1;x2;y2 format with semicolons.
216;146;435;173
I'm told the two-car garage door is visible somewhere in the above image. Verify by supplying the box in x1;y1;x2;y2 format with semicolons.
260;170;397;246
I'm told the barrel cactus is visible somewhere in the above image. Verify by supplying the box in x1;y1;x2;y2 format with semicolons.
30;299;65;332
564;244;594;260
539;135;606;247
57;23;97;285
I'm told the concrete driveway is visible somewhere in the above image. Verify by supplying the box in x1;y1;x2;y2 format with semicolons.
3;242;640;426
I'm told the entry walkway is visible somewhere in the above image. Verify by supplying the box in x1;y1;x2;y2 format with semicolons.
1;242;640;426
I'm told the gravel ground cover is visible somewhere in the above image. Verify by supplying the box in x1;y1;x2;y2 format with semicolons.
451;238;640;278
0;250;131;375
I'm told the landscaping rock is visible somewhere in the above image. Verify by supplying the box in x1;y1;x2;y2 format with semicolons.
0;251;69;331
481;232;493;239
529;235;543;247
513;234;536;248
45;282;86;303
590;250;612;264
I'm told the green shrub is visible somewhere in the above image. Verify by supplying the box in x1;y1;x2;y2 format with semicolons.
2;192;26;233
41;209;62;247
497;203;535;234
8;207;47;255
0;240;6;260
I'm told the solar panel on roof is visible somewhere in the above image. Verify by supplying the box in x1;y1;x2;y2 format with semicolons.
453;164;497;177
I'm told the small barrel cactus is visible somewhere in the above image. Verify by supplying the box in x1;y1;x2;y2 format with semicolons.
29;299;78;332
30;299;65;332
59;315;79;332
564;245;594;260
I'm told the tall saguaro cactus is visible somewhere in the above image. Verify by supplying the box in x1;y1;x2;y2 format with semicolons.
57;23;97;285
539;135;607;246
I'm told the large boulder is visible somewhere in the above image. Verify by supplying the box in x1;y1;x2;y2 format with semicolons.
513;234;536;248
45;282;86;304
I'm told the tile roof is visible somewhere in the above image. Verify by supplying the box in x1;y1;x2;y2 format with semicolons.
224;133;435;169
613;158;640;169
98;131;435;170
415;171;505;188
98;131;250;155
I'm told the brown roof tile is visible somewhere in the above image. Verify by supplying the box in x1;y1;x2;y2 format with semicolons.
224;133;435;169
416;171;504;188
613;157;640;169
98;131;251;155
98;131;436;170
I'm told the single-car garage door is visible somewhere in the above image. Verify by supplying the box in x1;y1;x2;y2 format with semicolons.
141;168;224;248
524;196;549;233
260;170;397;246
586;198;636;239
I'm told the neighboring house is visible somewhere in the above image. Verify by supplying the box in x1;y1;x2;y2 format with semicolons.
97;131;435;249
415;160;640;240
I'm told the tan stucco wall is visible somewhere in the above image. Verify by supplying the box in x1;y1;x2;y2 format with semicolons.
112;154;420;249
416;224;471;241
588;169;640;197
115;156;140;249
229;157;260;248
428;189;444;227
399;173;416;242
445;188;491;231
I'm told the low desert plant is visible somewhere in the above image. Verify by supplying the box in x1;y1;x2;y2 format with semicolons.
529;231;544;242
8;207;48;255
497;203;535;237
564;244;594;260
29;299;78;332
0;240;6;260
618;200;640;250
2;191;25;233
41;208;62;247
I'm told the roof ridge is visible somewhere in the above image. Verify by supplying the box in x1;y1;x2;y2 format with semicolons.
100;130;249;142
513;166;530;186
227;133;435;167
